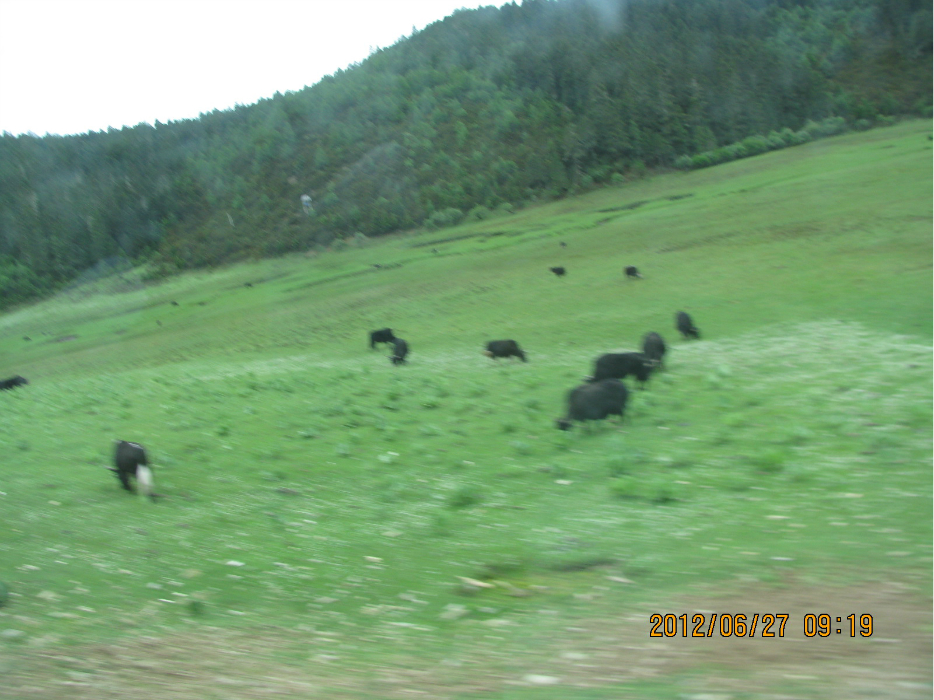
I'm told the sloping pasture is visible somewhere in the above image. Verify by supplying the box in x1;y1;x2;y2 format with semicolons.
0;121;930;699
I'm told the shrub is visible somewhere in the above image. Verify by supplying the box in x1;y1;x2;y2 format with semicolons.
467;205;492;221
691;152;714;169
725;143;748;160
803;117;847;139
711;147;733;164
741;135;769;156
609;172;625;184
629;160;647;178
426;207;465;229
766;131;786;150
674;155;693;170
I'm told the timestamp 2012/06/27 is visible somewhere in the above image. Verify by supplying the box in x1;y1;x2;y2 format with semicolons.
649;613;873;638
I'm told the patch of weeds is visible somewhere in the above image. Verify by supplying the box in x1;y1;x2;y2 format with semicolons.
820;414;851;432
610;476;684;503
609;476;640;499
782;426;814;445
547;555;616;572
510;440;533;456
335;443;352;458
605;448;646;476
784;465;814;484
448;485;483;509
721;414;747;429
475;558;526;580
751;449;787;474
868;429;903;451
418;424;442;437
538;463;569;479
552;432;574;450
901;405;932;428
501;422;518;434
710;430;733;446
656;453;694;469
430;513;452;537
705;375;725;390
605;456;632;477
648;482;681;504
716;471;756;492
496;466;527;479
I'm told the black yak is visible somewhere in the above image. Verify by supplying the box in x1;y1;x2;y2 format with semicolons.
549;266;566;277
557;379;628;430
369;328;396;349
390;338;409;365
590;352;655;388
0;375;28;391
676;311;700;340
624;266;642;279
484;340;527;362
109;441;156;501
642;332;666;367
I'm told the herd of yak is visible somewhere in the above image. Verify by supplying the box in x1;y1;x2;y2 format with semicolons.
368;304;701;435
0;263;701;501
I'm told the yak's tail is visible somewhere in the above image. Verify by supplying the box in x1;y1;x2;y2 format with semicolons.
136;465;155;500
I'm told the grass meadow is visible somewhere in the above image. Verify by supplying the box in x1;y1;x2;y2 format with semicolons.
0;120;931;699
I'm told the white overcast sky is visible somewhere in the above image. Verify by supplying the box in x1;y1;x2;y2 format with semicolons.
0;0;506;137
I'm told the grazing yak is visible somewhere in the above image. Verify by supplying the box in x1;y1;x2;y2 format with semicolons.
624;266;642;279
484;340;527;362
557;379;628;430
676;311;700;340
390;338;409;365
589;352;656;388
369;328;396;349
549;266;566;277
642;332;666;367
109;440;156;501
0;375;28;391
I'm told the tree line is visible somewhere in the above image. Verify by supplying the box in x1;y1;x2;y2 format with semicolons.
0;0;930;308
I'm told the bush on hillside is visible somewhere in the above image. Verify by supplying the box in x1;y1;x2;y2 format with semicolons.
426;208;465;230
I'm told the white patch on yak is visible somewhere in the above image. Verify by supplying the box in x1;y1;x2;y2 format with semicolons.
136;465;154;499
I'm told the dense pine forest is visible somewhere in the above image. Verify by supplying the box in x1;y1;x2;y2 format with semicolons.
0;0;930;308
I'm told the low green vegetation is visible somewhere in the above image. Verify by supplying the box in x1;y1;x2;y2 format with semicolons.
0;121;930;697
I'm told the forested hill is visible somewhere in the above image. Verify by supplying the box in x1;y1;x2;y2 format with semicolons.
0;0;930;307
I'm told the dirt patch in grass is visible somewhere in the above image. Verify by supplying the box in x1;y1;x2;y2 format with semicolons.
3;579;929;699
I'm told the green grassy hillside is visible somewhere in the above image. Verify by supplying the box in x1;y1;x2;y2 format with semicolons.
0;121;930;699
